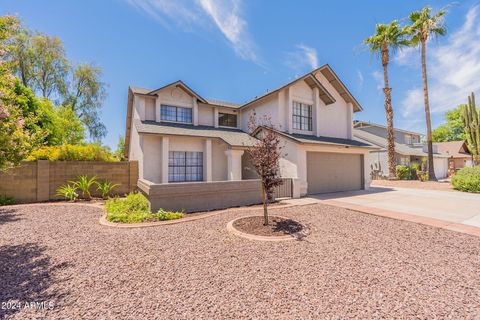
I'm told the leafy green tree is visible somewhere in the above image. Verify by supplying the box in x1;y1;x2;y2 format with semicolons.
8;27;35;88
30;34;69;98
364;21;408;179
114;135;126;161
0;16;44;170
405;6;447;181
63;63;107;141
432;106;466;142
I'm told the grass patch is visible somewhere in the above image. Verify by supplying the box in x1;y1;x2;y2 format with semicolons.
105;192;184;223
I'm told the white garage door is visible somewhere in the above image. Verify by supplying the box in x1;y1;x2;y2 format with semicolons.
433;157;448;179
306;152;364;194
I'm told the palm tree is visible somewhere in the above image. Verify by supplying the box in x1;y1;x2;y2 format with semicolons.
364;21;408;179
405;7;447;181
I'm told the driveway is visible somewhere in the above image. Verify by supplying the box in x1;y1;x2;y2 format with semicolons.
305;186;480;228
2;203;480;318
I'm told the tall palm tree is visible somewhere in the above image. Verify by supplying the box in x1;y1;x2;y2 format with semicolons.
405;7;447;181
364;21;408;179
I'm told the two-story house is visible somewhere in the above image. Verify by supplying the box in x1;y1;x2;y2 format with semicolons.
125;65;375;212
353;121;449;179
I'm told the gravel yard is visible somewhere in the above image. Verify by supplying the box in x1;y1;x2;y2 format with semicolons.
372;179;455;191
1;203;480;319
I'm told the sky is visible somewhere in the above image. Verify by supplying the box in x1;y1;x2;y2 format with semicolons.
2;0;480;149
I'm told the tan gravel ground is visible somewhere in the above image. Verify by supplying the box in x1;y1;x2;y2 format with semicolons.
1;203;480;319
372;179;455;191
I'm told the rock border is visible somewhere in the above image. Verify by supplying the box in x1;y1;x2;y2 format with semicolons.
226;216;303;242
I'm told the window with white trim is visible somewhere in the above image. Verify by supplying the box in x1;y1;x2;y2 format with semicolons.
292;101;312;131
168;151;203;182
161;105;192;123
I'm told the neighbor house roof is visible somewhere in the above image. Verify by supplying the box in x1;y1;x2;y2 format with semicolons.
253;126;375;148
434;141;471;158
353;129;447;157
354;120;423;136
134;120;258;147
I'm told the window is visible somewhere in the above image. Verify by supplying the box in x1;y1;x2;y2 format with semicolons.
168;151;203;182
161;105;192;123
405;134;412;145
218;113;237;127
292;101;312;131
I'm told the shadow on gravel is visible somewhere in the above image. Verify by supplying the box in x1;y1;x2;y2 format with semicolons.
0;208;22;226
0;243;70;318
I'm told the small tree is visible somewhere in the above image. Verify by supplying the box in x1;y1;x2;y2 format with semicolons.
246;113;283;226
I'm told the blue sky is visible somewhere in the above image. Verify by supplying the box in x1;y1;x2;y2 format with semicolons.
2;0;480;149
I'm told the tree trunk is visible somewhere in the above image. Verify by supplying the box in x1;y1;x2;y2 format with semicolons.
421;39;437;181
261;184;269;226
382;47;396;180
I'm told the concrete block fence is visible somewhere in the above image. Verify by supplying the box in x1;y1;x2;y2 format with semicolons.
0;160;138;203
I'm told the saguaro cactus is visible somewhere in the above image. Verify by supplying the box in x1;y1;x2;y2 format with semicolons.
462;92;480;165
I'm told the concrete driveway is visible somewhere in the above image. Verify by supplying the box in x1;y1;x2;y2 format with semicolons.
286;187;480;229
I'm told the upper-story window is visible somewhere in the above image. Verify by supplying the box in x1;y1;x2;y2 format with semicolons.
218;113;237;127
405;134;412;145
161;105;192;123
292;101;312;131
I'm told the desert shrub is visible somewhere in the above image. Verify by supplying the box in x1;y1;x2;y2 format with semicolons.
27;144;116;161
70;175;97;200
105;193;183;223
451;167;480;193
56;184;78;201
96;180;119;199
0;195;15;206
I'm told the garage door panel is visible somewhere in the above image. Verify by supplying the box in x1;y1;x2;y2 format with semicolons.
307;152;363;194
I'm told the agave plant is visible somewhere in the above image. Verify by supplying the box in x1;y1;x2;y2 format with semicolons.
96;180;119;199
56;184;78;202
70;175;97;200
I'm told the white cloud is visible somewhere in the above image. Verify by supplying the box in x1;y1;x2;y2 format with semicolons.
125;0;259;63
356;70;364;91
285;44;319;72
400;5;480;120
371;70;383;91
197;0;257;62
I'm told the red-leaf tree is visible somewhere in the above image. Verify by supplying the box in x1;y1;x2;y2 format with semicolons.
247;112;284;226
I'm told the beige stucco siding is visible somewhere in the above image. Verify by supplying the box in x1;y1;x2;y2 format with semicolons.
142;135;163;183
212;140;228;181
198;104;214;126
145;98;156;121
240;94;280;131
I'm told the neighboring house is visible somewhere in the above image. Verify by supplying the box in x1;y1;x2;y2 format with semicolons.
125;65;375;212
353;121;449;179
434;141;473;176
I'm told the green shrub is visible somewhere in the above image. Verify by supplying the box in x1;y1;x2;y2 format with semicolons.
0;195;15;206
396;165;410;180
452;167;480;193
27;144;117;161
96;180;119;199
154;209;184;221
70;175;97;200
105;193;184;223
56;184;78;201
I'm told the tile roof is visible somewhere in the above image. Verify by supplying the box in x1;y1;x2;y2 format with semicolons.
205;99;242;108
134;120;258;147
434;141;471;158
256;126;375;148
353;129;447;157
